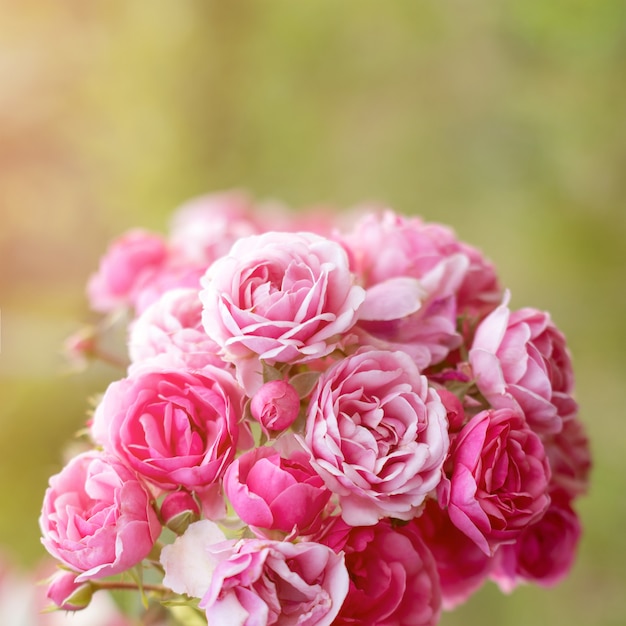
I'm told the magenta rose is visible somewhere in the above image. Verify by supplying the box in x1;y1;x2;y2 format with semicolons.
439;408;551;556
91;367;246;492
86;229;168;313
39;451;160;581
543;416;592;500
321;517;442;626
469;291;578;435
491;494;582;591
199;538;349;626
340;211;501;369
224;447;332;537
414;500;492;610
128;287;226;374
200;231;365;391
303;348;449;526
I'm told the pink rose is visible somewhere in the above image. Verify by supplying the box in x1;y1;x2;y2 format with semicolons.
303;349;449;526
91;367;247;492
39;451;160;581
200;231;366;391
439;408;551;556
469;291;577;435
86;229;168;313
341;211;501;369
200;538;349;626
491;494;582;590
543;416;592;500
250;380;301;434
130;255;207;316
45;569;94;611
224;447;332;537
168;190;262;266
321;517;441;626
414;500;492;610
128;288;226;374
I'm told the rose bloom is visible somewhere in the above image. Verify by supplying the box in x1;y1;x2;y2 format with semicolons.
224;447;332;537
542;416;592;500
39;451;160;581
303;349;449;526
91;367;247;492
86;229;168;314
321;517;442;626
128;287;226;374
439;408;551;556
469;291;578;435
340;210;501;369
491;493;582;591
200;231;366;392
168;190;262;266
161;520;228;599
199;538;349;626
414;500;492;610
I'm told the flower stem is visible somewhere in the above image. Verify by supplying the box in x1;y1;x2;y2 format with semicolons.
95;581;170;595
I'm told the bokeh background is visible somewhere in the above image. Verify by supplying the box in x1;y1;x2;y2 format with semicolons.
1;1;625;624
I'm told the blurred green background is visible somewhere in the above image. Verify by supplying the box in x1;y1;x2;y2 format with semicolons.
1;1;624;624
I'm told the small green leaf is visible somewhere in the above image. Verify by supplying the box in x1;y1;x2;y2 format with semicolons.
262;360;286;382
289;371;321;398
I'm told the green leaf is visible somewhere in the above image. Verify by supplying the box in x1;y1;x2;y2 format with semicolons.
261;360;286;382
289;371;321;398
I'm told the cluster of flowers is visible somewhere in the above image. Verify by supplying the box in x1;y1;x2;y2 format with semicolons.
40;191;591;626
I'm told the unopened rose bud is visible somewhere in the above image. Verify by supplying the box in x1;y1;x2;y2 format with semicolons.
161;491;201;535
250;380;300;433
63;327;98;369
46;569;94;611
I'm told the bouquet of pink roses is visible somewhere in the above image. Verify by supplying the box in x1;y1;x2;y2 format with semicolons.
40;191;591;626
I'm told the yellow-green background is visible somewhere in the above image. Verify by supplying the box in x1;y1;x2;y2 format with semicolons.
1;1;624;624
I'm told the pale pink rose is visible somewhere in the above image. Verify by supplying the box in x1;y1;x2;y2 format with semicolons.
543;416;592;500
250;380;301;434
341;210;494;369
469;291;577;435
320;517;441;626
199;538;349;626
128;288;226;374
414;500;492;610
439;408;551;556
224;447;331;537
303;349;449;526
200;231;366;391
168;190;262;266
91;367;247;492
491;493;582;591
86;229;168;313
161;520;228;599
39;451;160;581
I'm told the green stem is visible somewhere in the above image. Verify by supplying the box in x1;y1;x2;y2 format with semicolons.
95;581;170;595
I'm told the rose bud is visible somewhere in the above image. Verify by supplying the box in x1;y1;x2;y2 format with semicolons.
46;569;94;611
250;380;300;434
161;491;201;535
